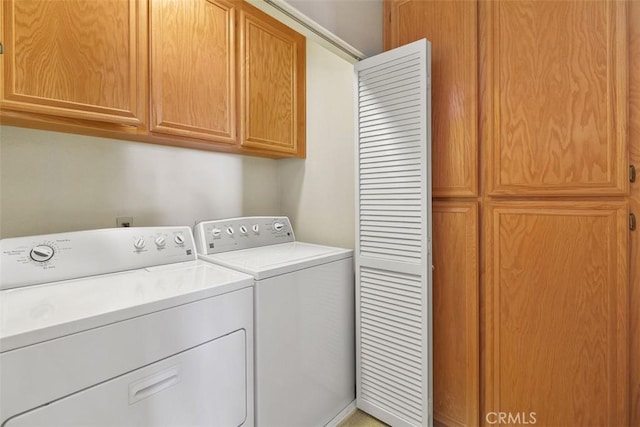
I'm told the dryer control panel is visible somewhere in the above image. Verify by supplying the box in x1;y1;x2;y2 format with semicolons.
194;216;295;255
0;227;196;290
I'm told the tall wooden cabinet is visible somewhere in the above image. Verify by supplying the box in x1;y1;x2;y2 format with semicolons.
628;0;640;423
0;0;147;125
385;0;637;425
385;1;480;425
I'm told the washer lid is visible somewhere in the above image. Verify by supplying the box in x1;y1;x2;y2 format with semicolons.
0;260;253;352
199;242;353;280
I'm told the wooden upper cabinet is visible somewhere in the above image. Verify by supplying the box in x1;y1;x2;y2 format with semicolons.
0;0;146;126
432;202;479;427
484;0;628;196
238;2;306;157
385;0;478;197
485;201;629;426
150;0;235;144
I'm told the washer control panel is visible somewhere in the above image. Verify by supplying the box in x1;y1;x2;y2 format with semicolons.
194;216;295;255
0;227;196;290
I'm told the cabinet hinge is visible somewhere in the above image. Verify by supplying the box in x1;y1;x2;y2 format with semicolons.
631;213;637;231
631;164;637;183
0;42;3;54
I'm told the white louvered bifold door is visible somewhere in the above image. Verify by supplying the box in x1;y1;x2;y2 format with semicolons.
354;39;432;427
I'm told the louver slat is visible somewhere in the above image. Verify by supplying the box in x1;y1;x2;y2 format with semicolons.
355;39;431;427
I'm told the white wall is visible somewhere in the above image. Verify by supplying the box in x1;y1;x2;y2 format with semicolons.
0;40;355;248
278;40;355;249
0;126;279;238
284;0;383;57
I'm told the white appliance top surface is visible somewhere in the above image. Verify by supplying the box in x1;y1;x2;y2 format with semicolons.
199;242;353;280
0;260;253;352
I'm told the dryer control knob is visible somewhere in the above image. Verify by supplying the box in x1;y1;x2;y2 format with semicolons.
30;245;54;262
239;225;248;235
134;238;146;250
155;236;166;248
174;234;185;245
211;228;221;237
252;224;260;233
226;227;235;235
273;222;284;232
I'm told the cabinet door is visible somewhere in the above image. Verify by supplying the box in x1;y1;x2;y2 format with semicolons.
485;202;629;426
484;0;628;196
432;202;478;427
629;1;640;425
150;0;236;144
0;0;145;126
238;2;305;157
385;0;478;197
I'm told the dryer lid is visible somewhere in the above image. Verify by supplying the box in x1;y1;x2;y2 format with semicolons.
0;260;253;352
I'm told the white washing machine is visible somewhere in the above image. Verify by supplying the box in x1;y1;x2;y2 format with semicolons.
0;226;254;427
194;216;355;427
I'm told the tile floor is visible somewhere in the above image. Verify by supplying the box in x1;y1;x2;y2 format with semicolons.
338;410;388;427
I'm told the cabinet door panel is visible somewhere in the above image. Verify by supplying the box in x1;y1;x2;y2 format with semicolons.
432;202;478;427
485;0;628;196
1;0;145;125
629;1;640;424
239;3;305;156
386;0;478;197
150;0;235;143
485;202;629;426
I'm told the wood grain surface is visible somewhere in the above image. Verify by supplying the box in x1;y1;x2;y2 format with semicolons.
629;1;640;425
239;1;305;156
487;0;628;196
1;0;145;124
485;201;629;426
432;202;479;427
150;0;236;143
385;0;478;197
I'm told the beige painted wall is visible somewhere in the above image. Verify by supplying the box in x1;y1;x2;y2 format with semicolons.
0;126;279;238
278;40;355;249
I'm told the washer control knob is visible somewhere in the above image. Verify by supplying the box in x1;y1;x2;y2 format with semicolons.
155;236;166;248
174;234;185;245
211;228;221;237
134;238;146;250
273;222;284;232
30;245;54;262
252;224;260;233
239;225;248;235
226;227;235;236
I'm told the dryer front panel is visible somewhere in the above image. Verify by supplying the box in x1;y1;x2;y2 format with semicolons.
4;330;248;427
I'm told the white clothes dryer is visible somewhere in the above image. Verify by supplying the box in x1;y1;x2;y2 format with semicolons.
0;226;254;427
194;216;355;427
